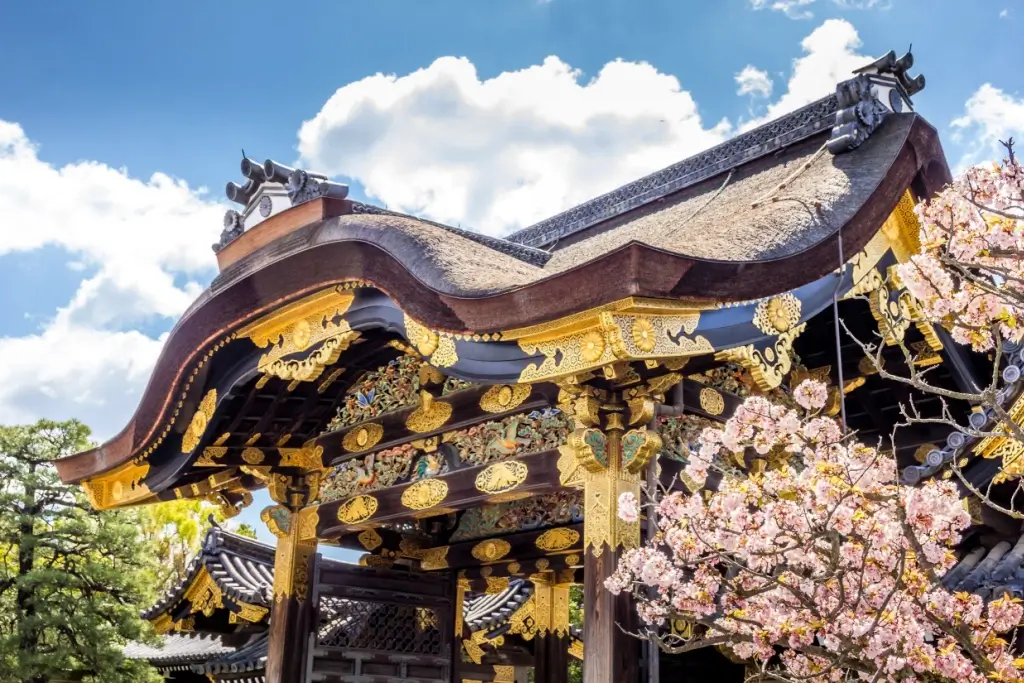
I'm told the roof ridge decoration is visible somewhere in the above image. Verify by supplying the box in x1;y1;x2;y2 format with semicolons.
214;156;552;267
506;49;925;250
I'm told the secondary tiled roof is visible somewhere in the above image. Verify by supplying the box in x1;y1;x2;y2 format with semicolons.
141;526;275;620
123;633;235;671
943;534;1024;600
464;578;534;633
193;632;269;682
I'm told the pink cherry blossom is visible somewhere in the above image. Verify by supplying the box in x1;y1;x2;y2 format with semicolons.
610;380;1023;683
617;491;639;524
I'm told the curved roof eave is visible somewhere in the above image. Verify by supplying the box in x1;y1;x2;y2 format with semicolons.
54;115;950;486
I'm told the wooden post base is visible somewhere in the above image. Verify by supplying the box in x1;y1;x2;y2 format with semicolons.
583;548;639;683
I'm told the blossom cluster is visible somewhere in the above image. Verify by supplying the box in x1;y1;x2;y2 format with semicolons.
608;379;1024;683
898;157;1024;351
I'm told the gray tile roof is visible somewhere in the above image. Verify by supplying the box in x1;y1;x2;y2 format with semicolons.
464;578;534;633
123;633;235;670
943;534;1024;600
141;526;275;620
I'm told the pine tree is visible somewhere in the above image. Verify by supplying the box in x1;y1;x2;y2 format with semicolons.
0;420;161;683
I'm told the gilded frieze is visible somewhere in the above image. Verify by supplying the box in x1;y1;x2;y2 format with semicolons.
450;490;582;542
320;444;417;503
278;444;324;471
182;389;217;454
342;423;384;453
474;461;529;495
401;478;449;510
535;527;581;552
326;355;422;432
517;308;714;383
336;495;379;525
479;384;533;413
445;409;571;467
261;330;360;384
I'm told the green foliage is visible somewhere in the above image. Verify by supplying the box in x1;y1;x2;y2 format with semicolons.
0;420;162;683
137;497;234;591
568;584;582;683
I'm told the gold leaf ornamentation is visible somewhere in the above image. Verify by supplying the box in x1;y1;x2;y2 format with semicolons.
475;461;529;495
342;423;384;453
580;330;605;363
485;576;510;594
241;448;265;465
419;546;449;571
507;561;522;575
404;314;438;357
81;460;151;511
278;444;324;471
195;447;227;467
568;639;584;660
535;528;580;552
405;392;453;433
472;539;512;563
401;478;449;510
336;495;379;525
564;553;581;567
431;335;459;368
753;294;802;335
556;445;585;489
358;528;383;551
715;324;806;391
182;389;217;454
479;384;532;413
699;387;725;416
487;491;532;504
631;317;656;353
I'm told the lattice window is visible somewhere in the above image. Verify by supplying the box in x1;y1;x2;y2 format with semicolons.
317;597;444;655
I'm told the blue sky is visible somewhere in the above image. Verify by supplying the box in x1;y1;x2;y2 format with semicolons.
1;0;1021;548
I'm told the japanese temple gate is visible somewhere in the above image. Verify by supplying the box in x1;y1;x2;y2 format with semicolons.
59;51;1017;683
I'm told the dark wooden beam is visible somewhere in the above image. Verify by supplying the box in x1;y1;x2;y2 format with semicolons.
316;449;567;538
419;524;584;573
459;555;582;582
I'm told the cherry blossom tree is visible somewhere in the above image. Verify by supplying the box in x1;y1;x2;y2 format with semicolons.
609;380;1024;683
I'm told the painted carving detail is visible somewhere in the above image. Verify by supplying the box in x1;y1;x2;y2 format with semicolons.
450;490;583;543
444;409;571;467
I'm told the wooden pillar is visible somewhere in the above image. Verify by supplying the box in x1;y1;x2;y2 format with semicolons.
535;632;569;683
560;382;662;683
262;473;322;683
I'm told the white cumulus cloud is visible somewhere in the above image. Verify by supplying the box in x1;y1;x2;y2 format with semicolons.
750;0;890;18
297;56;733;236
741;19;869;131
951;84;1024;169
0;121;223;438
736;65;774;98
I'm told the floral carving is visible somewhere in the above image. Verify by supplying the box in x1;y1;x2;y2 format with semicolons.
450;490;583;542
444;409;571;467
325;355;422;432
631;317;657;353
319;444;417;503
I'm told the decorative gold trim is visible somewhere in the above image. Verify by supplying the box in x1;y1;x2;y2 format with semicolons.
535;528;580;552
714;324;806;391
568;639;584;660
753;294;801;335
474;461;529;495
401;479;449;510
472;539;512;563
479;384;533;413
342;423;384;453
182;390;217;454
241;447;265;465
357;528;383;551
404;313;439;357
184;570;224;617
278;444;324;471
699;387;725;416
336;495;379;525
405;391;453;432
486;491;532;504
81;459;152;511
195;447;228;467
556;445;585;489
432;335;459;368
419;546;450;571
485;576;510;594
